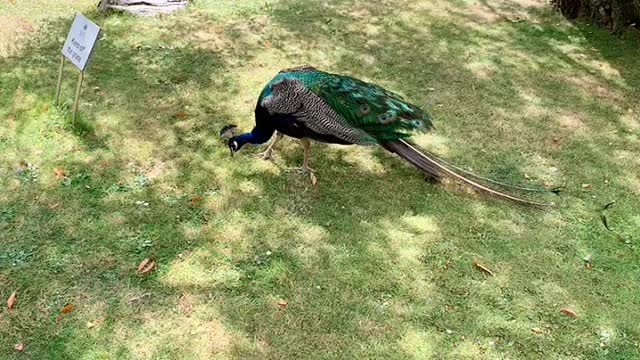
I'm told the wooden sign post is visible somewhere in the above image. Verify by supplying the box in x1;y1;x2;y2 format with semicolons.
54;13;101;123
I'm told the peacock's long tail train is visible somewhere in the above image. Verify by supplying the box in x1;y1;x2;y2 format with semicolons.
380;139;551;207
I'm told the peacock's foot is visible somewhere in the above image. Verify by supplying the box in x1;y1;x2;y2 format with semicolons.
292;165;315;175
302;167;317;185
289;165;317;185
257;150;274;160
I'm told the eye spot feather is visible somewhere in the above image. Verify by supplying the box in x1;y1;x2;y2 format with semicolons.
378;113;396;124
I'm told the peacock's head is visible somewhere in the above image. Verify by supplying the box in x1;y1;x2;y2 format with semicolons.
219;124;246;156
227;137;240;153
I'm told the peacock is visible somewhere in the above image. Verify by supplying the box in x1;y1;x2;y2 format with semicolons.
220;65;549;206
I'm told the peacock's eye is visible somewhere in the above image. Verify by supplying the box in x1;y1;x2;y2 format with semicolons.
360;104;370;114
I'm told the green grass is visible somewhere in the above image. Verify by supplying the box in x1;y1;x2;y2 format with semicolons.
1;0;640;358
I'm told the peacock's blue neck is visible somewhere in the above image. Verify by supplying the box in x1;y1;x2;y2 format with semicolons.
237;126;274;145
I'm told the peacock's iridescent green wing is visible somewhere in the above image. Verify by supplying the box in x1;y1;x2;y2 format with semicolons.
260;68;376;145
309;72;434;141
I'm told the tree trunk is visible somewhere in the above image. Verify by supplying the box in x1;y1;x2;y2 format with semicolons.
552;0;640;32
97;0;189;16
98;0;113;12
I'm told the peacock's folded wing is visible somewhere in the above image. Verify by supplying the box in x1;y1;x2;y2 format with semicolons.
260;77;376;144
260;68;433;144
309;73;434;141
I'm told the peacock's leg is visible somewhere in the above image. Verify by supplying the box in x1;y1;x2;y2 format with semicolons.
258;131;283;160
300;138;315;174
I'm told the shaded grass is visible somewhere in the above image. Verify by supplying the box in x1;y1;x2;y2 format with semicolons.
1;0;640;358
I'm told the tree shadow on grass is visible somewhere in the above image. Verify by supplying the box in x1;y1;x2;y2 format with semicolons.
0;8;253;358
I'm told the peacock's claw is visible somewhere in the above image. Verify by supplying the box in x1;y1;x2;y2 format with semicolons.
257;150;274;160
288;166;317;185
293;166;315;174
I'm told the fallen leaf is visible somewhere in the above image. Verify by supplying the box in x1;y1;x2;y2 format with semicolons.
137;258;151;272
585;262;592;270
86;317;104;328
531;327;543;334
560;308;577;318
49;203;60;209
53;167;66;179
140;261;155;274
60;303;74;314
178;294;194;316
174;111;188;118
14;343;24;352
472;258;494;276
277;299;288;309
310;172;317;186
600;201;627;242
189;195;202;204
7;291;17;310
581;183;591;189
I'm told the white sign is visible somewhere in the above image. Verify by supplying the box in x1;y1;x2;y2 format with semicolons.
61;13;101;71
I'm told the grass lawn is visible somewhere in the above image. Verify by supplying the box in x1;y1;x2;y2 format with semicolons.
1;0;640;358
